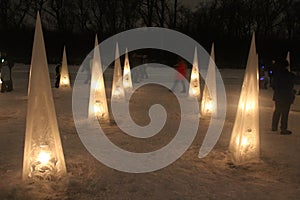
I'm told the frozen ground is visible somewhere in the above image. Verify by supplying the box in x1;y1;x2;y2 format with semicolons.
0;64;299;200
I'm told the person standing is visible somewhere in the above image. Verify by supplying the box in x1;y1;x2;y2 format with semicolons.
141;55;148;79
82;55;92;84
170;58;187;93
55;62;61;88
0;53;13;92
259;65;269;89
271;59;296;135
268;60;276;87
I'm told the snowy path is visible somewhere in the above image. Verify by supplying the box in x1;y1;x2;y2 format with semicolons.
0;66;299;199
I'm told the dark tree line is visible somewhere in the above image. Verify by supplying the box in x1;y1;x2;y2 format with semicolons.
1;0;300;66
0;0;300;40
190;0;299;40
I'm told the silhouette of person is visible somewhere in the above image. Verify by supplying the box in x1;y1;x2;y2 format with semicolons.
0;53;13;92
82;55;92;84
271;59;296;135
268;60;276;87
55;62;61;88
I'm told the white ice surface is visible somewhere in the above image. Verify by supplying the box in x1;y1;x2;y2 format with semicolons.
0;65;299;199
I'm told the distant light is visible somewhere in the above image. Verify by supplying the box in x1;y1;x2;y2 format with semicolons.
261;65;265;69
1;59;4;63
269;70;273;74
260;77;264;81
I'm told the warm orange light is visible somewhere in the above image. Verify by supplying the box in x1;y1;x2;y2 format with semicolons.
88;35;109;120
188;47;201;99
201;44;217;117
111;43;125;101
23;12;67;180
241;136;248;147
37;151;51;164
61;76;69;86
94;104;100;114
123;74;130;87
93;101;104;116
122;49;133;93
113;88;121;98
229;33;260;165
191;72;198;81
59;46;71;88
234;128;257;159
240;101;255;112
192;88;196;95
205;100;213;113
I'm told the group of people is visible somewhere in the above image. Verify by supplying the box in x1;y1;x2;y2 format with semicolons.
0;50;298;135
0;52;13;93
170;57;297;135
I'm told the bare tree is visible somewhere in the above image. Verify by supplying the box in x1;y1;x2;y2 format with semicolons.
292;0;300;39
120;0;141;30
102;0;123;33
0;0;34;30
139;0;157;26
47;0;66;31
90;0;106;32
34;0;49;16
280;0;296;40
73;0;90;32
155;0;166;27
173;0;177;28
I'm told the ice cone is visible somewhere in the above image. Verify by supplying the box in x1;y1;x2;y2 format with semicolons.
23;12;67;180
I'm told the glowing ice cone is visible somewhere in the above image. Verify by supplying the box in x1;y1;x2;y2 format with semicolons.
123;48;133;93
189;47;201;99
23;12;66;180
201;43;217;117
28;57;33;95
0;76;2;91
88;35;109;120
229;33;260;165
59;46;71;88
111;43;125;101
286;51;291;72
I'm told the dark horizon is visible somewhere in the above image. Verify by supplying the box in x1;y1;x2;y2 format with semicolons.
0;0;299;68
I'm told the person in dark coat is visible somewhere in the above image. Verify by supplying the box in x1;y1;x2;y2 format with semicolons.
55;62;61;88
0;53;13;92
271;59;296;135
268;60;276;87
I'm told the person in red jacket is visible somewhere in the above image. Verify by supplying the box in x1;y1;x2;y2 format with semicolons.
170;58;187;93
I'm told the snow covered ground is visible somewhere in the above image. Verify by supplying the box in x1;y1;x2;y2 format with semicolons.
0;64;299;200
